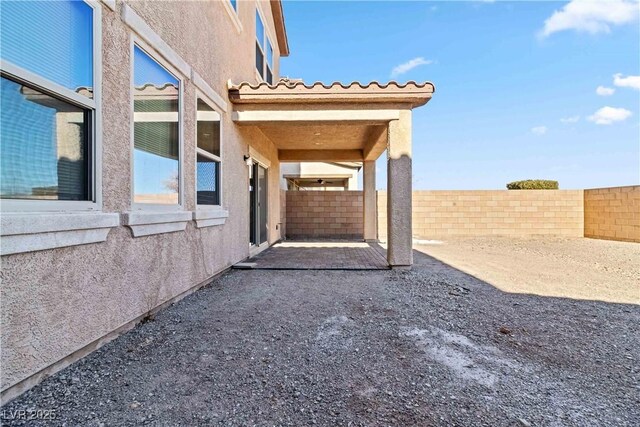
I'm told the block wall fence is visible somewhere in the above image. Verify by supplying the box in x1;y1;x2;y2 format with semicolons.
283;186;638;243
584;186;639;243
279;189;287;239
377;190;584;240
285;191;363;239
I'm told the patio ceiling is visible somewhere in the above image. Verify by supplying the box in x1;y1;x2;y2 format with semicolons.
228;80;434;162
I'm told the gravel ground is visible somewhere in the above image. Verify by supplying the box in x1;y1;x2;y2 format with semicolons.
414;237;640;304
2;249;639;426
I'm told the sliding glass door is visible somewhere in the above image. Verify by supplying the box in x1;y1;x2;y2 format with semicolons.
249;161;268;246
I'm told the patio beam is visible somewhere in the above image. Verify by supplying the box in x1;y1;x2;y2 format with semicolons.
278;149;363;162
386;109;413;268
232;109;400;124
363;126;388;161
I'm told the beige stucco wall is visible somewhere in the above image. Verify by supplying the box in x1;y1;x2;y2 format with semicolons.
1;0;282;397
584;186;640;243
377;190;584;240
286;191;363;239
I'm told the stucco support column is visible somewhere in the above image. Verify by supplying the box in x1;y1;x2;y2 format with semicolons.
363;160;377;242
386;110;413;268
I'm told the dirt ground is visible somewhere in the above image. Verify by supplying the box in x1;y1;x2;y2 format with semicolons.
2;241;639;426
414;237;640;304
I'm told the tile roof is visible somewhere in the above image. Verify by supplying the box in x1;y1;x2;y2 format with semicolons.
228;79;435;107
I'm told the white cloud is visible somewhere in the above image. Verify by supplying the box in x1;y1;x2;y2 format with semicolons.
390;57;433;78
560;115;580;124
613;73;640;90
539;0;639;38
587;106;632;125
596;86;615;96
531;126;548;135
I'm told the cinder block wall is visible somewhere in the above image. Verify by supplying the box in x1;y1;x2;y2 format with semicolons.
286;191;363;239
377;190;584;240
584;186;640;243
280;189;287;239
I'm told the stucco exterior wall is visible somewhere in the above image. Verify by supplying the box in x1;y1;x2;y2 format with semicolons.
1;0;282;398
377;190;584;240
286;191;363;239
584;186;640;243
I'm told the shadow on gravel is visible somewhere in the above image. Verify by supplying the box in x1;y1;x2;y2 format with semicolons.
2;249;638;426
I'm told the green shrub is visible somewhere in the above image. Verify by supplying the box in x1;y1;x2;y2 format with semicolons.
506;180;559;190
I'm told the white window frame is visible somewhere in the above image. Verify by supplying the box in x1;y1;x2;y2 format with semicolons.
129;37;185;212
222;0;242;33
0;0;103;213
255;6;275;84
195;91;224;210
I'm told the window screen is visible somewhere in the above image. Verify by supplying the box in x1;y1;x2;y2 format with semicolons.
196;97;221;206
196;155;219;205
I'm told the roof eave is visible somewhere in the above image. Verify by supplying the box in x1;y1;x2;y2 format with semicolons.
228;81;435;109
270;0;290;57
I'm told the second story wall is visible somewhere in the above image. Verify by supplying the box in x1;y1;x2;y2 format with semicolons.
127;0;282;89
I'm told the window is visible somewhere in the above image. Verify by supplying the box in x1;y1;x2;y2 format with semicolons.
1;78;91;201
133;45;181;206
222;0;242;33
0;0;96;204
196;97;221;206
255;11;274;84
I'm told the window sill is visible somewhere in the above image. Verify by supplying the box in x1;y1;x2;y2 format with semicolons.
194;208;229;228
0;212;120;256
122;210;192;237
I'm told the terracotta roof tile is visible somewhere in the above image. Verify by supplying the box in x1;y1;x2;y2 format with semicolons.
230;79;434;91
228;79;435;108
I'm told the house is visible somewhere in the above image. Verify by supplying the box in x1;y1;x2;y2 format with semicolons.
281;162;361;191
0;0;434;401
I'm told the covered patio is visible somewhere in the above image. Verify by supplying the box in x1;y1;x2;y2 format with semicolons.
228;80;435;268
244;240;388;270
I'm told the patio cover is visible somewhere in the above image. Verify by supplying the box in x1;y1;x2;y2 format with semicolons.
228;79;435;268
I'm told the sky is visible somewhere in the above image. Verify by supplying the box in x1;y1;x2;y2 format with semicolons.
279;0;640;190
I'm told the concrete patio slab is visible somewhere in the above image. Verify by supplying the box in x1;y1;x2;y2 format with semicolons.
246;240;389;270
